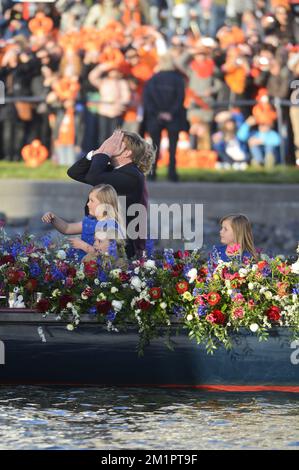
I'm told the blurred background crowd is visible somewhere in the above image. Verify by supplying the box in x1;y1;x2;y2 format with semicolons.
0;0;299;179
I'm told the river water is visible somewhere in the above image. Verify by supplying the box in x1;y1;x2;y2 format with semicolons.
0;387;298;450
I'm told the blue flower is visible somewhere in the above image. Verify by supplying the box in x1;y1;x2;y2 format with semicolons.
40;234;52;248
146;239;155;257
146;278;155;288
197;306;207;317
50;266;65;281
172;305;184;317
262;267;271;277
108;240;117;258
193;287;203;296
98;270;108;282
29;263;41;277
107;310;116;321
88;306;97;315
164;251;175;266
292;284;299;295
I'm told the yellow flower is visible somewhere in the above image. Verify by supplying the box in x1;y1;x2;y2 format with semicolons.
182;291;193;301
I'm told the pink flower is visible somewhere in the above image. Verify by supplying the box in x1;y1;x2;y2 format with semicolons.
226;243;241;257
232;293;245;304
233;307;244;319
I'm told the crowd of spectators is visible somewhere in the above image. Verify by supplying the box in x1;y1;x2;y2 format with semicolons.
0;0;298;176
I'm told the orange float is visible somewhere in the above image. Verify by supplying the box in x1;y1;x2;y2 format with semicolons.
21;140;48;167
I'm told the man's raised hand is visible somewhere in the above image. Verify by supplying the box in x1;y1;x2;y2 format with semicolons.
94;129;126;157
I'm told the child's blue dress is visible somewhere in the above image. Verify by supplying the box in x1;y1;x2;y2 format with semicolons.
77;215;97;261
208;245;253;273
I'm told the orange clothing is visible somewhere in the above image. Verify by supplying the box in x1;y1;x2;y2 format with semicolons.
224;64;247;94
57;108;75;145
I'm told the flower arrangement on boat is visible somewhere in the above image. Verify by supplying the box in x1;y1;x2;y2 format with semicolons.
0;230;298;354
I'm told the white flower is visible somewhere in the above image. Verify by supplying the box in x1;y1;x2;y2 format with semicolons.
111;269;121;278
251;265;258;272
144;260;156;270
130;276;142;291
160;302;167;309
66;302;73;308
187;268;197;283
259;287;266;294
291;260;299;275
248;282;254;290
238;268;248;277
57;249;66;260
81;294;88;300
13;287;20;294
111;286;119;294
76;271;85;280
97;293;106;301
227;289;233;296
94;279;100;285
52;289;61;298
186;314;193;321
19;257;29;263
134;267;140;275
112;300;123;312
66;324;74;331
250;323;259;332
264;291;273;300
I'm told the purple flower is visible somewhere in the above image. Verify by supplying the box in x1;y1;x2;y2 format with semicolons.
172;305;184;317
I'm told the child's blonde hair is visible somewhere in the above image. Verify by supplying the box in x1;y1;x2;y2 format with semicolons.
90;184;127;262
220;214;257;260
90;184;124;228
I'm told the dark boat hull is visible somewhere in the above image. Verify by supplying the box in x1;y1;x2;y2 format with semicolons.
0;312;299;391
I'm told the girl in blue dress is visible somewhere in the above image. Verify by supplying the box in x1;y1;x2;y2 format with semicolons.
208;214;258;273
41;184;124;261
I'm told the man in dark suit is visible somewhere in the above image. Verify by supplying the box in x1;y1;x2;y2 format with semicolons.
67;129;155;257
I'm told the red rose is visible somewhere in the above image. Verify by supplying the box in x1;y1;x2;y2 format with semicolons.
84;260;98;277
25;279;38;292
36;298;51;313
119;272;130;282
211;309;227;325
174;250;189;259
206;292;221;306
7;269;25;284
149;287;162;299
197;267;208;282
137;299;151;310
0;255;15;266
266;305;281;322
83;287;93;298
67;266;77;278
59;294;74;309
96;300;112;314
171;264;183;278
176;280;189;294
